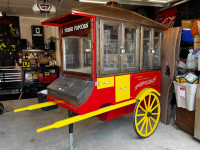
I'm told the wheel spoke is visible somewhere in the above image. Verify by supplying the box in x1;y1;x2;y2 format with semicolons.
151;113;159;116
150;116;156;123
145;117;148;134
140;118;147;132
139;105;147;113
143;98;148;111
148;94;151;110
150;97;156;111
137;115;146;126
151;104;158;112
148;118;152;130
136;113;146;117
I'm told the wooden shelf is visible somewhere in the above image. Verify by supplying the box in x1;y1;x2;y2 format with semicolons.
177;66;198;71
22;49;55;53
22;49;44;52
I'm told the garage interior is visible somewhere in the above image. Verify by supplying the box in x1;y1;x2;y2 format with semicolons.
0;0;200;150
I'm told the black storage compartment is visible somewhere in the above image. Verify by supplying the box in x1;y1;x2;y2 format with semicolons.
47;75;94;106
38;93;58;111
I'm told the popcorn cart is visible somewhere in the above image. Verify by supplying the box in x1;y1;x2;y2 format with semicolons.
15;4;164;149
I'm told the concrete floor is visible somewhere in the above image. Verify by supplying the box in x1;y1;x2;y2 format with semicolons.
0;98;200;150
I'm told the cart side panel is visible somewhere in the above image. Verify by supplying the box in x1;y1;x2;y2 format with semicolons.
97;70;161;121
131;70;161;99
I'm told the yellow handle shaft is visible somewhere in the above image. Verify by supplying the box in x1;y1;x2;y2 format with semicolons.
14;102;56;112
37;99;137;133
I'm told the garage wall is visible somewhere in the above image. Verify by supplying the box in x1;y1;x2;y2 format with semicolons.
19;17;61;66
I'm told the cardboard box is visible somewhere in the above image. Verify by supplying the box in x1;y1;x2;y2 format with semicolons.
182;19;196;29
194;42;200;50
194;35;200;43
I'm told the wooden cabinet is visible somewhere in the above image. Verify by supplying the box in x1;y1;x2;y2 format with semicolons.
175;107;195;135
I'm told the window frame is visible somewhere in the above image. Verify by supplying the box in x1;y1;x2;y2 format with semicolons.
122;23;140;72
140;26;152;70
61;18;94;78
99;19;122;75
151;28;162;69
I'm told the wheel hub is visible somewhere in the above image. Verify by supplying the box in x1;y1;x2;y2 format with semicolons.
147;112;152;117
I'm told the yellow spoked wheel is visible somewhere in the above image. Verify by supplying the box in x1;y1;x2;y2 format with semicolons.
133;92;160;138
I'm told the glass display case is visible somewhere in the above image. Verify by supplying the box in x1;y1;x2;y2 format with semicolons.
100;20;121;74
152;29;162;68
141;27;151;69
63;34;92;74
123;24;140;71
140;27;162;70
99;18;161;75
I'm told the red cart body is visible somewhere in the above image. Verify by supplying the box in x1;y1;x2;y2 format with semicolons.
41;5;164;121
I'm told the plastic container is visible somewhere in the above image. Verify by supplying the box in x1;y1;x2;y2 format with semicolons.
44;75;51;83
173;81;197;111
39;73;44;83
191;20;200;35
182;28;194;43
186;49;195;68
51;74;57;82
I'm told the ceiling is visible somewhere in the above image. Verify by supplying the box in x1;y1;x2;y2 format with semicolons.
0;0;188;18
0;0;139;18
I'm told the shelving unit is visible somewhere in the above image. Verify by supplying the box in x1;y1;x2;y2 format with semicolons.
22;49;56;66
174;41;199;135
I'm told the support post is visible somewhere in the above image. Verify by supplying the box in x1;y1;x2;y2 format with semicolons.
68;110;74;150
69;123;73;150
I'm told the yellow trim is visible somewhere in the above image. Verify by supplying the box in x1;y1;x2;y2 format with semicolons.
14;102;56;112
115;74;130;102
37;99;137;133
135;88;160;101
97;76;114;89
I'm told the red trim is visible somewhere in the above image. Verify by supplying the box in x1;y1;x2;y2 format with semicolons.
47;94;78;113
60;27;63;73
42;23;61;27
41;13;73;26
59;17;89;27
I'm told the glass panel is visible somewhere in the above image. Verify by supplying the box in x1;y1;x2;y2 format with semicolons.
103;24;119;71
143;31;151;67
124;28;137;69
153;32;161;67
63;33;91;74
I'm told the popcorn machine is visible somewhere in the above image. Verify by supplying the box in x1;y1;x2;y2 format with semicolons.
15;4;165;149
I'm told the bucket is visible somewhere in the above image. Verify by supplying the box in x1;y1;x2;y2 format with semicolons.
173;81;197;111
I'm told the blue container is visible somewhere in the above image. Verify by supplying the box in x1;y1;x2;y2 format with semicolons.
182;29;194;43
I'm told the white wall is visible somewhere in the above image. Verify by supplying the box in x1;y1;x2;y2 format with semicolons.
19;16;61;66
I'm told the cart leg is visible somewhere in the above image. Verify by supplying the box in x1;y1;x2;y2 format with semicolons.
68;110;74;150
69;123;73;150
18;92;23;100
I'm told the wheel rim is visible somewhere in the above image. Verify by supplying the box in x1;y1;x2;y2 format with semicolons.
134;93;160;138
